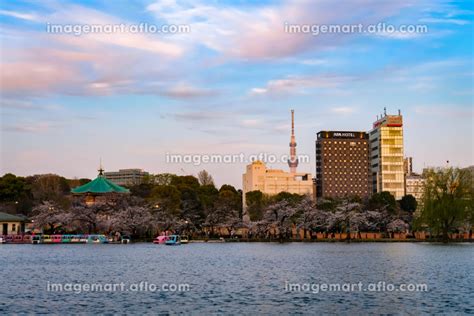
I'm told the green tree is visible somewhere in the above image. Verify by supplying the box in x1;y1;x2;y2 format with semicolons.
420;167;472;242
153;173;176;186
171;175;200;190
28;174;70;204
245;190;267;221
198;184;219;216
219;184;238;194
400;194;418;213
206;189;241;236
0;173;30;202
179;185;204;225
273;192;304;205
197;170;214;186
130;183;154;198
150;185;181;217
0;173;33;214
368;191;397;213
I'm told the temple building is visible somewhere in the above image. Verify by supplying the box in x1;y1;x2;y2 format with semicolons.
71;166;130;205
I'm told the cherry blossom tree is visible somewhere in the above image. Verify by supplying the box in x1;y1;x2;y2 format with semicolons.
30;201;69;233
111;205;154;237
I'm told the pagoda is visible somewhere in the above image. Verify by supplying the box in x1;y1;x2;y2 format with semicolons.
71;165;129;205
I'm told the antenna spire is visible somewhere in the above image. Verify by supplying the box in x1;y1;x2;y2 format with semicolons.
291;109;295;136
98;158;104;176
288;109;298;174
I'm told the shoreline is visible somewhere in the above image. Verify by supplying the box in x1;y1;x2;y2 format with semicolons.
2;239;473;244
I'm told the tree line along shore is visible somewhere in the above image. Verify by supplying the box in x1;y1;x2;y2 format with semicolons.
0;167;472;243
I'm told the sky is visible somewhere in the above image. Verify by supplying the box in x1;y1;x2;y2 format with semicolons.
0;0;473;189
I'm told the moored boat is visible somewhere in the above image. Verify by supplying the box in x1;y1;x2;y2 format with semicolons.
153;235;169;244
87;234;109;244
165;235;181;246
180;235;189;244
42;235;52;243
121;236;131;244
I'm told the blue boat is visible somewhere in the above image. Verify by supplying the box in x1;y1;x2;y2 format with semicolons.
165;235;181;246
87;234;109;244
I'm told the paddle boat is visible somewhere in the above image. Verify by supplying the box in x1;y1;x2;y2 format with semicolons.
61;235;74;243
121;235;131;244
87;234;109;244
71;235;83;243
13;235;24;243
31;235;41;244
42;235;52;243
153;235;169;244
165;235;181;246
180;235;189;244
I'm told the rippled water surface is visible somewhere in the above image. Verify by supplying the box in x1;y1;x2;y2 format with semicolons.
1;243;473;314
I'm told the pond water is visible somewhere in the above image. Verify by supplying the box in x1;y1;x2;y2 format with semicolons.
1;242;473;314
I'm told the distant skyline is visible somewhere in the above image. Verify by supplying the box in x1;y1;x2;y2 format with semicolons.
1;0;473;189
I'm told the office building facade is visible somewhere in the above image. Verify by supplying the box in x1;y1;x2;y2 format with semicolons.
369;111;405;199
242;161;313;220
315;131;371;199
103;169;149;186
405;173;425;202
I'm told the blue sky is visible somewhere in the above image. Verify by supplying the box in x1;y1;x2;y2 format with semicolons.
1;0;473;188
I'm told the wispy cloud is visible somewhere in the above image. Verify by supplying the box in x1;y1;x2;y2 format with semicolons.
2;122;57;133
162;84;217;99
250;74;353;96
300;59;328;66
0;3;185;97
146;0;416;60
374;31;422;40
420;18;470;25
173;111;226;122
0;10;40;22
414;105;473;118
331;107;356;114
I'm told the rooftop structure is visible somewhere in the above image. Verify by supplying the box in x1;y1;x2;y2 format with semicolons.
71;166;129;205
103;168;149;186
0;212;26;235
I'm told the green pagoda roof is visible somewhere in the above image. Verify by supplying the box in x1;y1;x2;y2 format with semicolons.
71;170;130;194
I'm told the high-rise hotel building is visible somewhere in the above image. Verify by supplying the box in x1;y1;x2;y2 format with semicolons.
369;111;405;199
315;131;371;199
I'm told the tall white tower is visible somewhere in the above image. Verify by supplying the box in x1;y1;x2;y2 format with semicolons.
288;109;298;174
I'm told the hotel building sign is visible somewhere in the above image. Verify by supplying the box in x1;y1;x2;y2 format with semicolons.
317;131;368;139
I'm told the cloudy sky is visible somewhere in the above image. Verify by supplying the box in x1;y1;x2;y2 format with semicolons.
1;0;473;188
